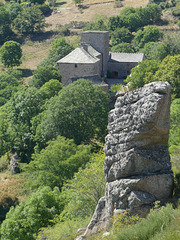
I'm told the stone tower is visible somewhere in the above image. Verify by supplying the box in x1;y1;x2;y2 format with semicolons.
81;31;109;77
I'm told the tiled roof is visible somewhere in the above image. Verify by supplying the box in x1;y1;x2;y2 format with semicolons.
56;46;100;64
109;52;145;63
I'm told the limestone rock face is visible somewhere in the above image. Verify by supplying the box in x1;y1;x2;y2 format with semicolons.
83;82;174;237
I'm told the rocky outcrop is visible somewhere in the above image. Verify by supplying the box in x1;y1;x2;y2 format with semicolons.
9;152;20;174
82;81;174;237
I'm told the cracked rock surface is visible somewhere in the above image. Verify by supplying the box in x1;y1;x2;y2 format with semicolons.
82;82;174;237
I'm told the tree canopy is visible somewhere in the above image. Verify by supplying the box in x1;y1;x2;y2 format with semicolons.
35;79;109;145
0;40;22;68
39;37;73;67
13;5;46;34
0;7;12;43
111;42;134;53
125;59;160;90
153;54;180;98
1;186;64;240
169;98;180;147
29;66;61;88
0;71;20;106
61;148;105;219
24;135;91;189
133;25;163;49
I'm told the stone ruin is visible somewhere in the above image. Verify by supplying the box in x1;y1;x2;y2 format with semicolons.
78;81;174;239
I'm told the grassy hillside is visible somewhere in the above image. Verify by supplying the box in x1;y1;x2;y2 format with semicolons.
45;0;149;31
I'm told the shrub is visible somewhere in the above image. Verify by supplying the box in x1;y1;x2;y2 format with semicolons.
1;186;64;240
113;204;174;240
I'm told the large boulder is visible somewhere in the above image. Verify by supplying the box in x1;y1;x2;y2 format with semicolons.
81;82;174;237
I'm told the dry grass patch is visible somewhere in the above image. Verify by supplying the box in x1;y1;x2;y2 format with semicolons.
0;172;28;202
46;0;148;31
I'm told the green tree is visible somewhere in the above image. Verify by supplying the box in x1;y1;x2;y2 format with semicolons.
140;42;168;61
146;3;162;23
125;59;160;90
83;19;107;31
13;5;46;34
0;40;22;68
108;15;124;31
1;186;64;240
25;135;91;189
0;7;12;43
169;98;180;147
29;66;61;88
123;12;142;32
7;1;22;20
38;79;62;100
133;25;163;49
0;104;11;156
136;6;151;26
110;27;132;46
8;87;47;161
39;37;73;67
111;42;134;53
120;6;136;16
61;149;105;219
0;71;20;106
153;55;180;98
35;79;109;145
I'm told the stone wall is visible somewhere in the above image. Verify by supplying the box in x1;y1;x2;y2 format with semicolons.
59;61;101;85
81;31;109;76
108;62;138;78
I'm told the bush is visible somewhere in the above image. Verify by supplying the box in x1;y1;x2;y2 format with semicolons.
37;218;90;240
29;66;61;88
0;153;10;172
1;186;64;240
61;149;105;219
113;204;174;240
24;136;91;189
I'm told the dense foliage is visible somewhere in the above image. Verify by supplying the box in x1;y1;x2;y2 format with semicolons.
0;71;20;106
24;135;91;189
169;98;180;147
0;40;22;68
61;149;105;219
39;37;74;67
153;54;180;98
29;66;61;88
0;7;12;43
35;79;109;145
125;59;160;89
1;186;64;240
13;5;46;34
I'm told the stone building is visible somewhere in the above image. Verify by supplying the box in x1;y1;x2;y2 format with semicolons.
56;31;145;89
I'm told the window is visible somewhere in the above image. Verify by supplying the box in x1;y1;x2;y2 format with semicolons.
75;64;77;68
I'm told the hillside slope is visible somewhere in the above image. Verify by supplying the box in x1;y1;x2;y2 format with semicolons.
46;0;149;30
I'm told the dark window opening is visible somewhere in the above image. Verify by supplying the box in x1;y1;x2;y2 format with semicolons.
112;71;118;78
75;64;77;68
